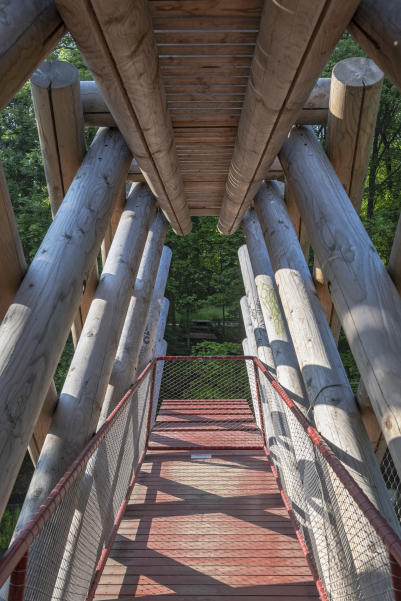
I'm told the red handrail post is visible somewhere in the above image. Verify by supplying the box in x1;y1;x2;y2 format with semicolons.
390;552;401;601
8;550;29;601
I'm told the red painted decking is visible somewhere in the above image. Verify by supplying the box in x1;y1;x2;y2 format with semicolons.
149;399;263;450
95;398;320;600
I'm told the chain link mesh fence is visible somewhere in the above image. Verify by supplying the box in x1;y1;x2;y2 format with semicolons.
0;367;153;601
256;363;395;601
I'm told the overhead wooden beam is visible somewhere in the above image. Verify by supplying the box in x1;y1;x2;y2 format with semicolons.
30;60;100;347
254;180;400;536
0;0;66;113
217;0;361;235
11;182;155;555
348;0;401;94
279;124;401;482
54;0;191;236
0;127;132;519
312;57;383;346
80;78;331;128
0;157;58;467
99;221;170;425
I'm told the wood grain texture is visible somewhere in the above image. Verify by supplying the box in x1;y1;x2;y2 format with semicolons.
387;212;401;296
217;0;361;235
0;156;58;466
31;60;99;347
348;0;401;94
279;125;401;483
54;0;191;235
254;180;401;538
99;215;169;426
0;128;132;518
11;183;155;554
284;183;310;264
0;0;66;113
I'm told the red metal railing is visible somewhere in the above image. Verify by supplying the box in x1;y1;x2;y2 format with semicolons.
1;355;401;601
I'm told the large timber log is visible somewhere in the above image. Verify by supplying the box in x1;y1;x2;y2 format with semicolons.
80;78;332;129
11;183;154;548
239;300;263;431
279;124;401;481
0;127;132;518
0;157;58;466
217;0;361;235
101;186;127;266
31;60;99;347
254;180;400;535
98;217;169;426
150;339;168;430
242;209;309;413
313;57;383;345
388;213;401;296
348;0;401;94
54;0;191;236
284;184;310;264
0;0;66;113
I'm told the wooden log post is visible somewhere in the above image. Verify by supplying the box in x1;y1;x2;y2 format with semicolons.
239;300;263;431
279;124;401;482
217;0;361;235
0;157;58;466
150;339;168;430
241;209;310;414
135;249;173;380
348;0;401;94
54;0;191;236
0;127;132;518
30;61;100;347
284;183;310;264
80;78;332;129
10;183;155;550
254;180;401;538
101;186;127;266
0;0;66;113
98;216;170;426
312;57;383;346
151;298;170;362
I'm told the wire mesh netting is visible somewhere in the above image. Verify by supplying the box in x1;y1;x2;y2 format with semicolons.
0;368;153;601
149;357;264;450
256;364;395;601
381;449;401;522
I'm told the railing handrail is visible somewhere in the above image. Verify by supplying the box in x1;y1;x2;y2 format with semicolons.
0;358;157;590
254;356;401;569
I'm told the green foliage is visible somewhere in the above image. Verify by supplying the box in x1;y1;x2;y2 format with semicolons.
191;341;243;356
0;508;20;548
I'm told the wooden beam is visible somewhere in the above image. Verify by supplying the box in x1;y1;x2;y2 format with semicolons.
239;308;263;431
54;0;191;236
80;78;331;128
279;124;401;483
348;0;401;94
101;186;127;266
0;0;66;113
217;0;361;235
30;60;100;347
99;218;170;425
284;183;310;264
150;338;168;430
242;209;309;412
0;156;58;467
0;128;132;518
254;180;400;536
11;183;155;554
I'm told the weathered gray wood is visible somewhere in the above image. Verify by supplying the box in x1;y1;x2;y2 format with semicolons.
151;298;170;362
279;124;401;483
136;249;173;379
0;156;58;466
217;0;361;235
127;158;146;183
101;186;127;266
31;60;100;347
0;0;66;113
284;183;310;264
80;78;331;128
98;215;169;426
242;209;309;413
254;180;400;539
55;0;191;235
356;379;388;464
241;336;262;431
313;58;383;346
11;183;155;550
0;127;132;518
348;0;401;94
150;330;168;430
388;213;401;296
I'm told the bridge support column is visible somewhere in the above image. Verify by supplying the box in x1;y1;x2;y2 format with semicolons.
254;180;400;538
279;124;401;485
99;217;170;425
0;128;132;518
150;339;168;430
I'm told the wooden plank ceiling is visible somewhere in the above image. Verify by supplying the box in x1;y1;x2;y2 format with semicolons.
149;0;264;217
